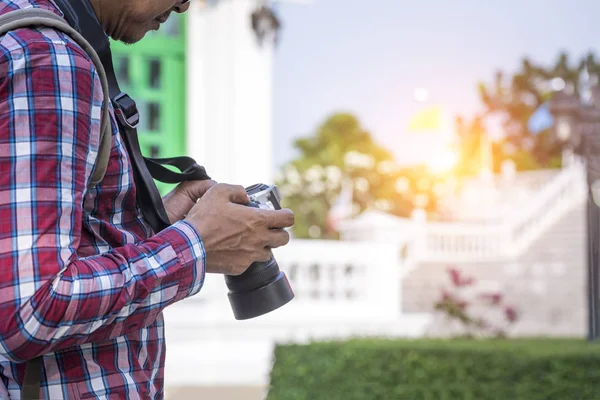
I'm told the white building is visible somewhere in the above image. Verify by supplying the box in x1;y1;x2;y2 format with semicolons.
186;0;276;186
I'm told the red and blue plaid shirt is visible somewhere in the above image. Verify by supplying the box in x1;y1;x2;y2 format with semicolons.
0;0;206;398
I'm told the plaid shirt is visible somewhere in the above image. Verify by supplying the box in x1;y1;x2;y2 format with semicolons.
0;0;206;398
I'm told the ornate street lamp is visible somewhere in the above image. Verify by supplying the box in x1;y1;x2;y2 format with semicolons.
548;76;600;341
251;3;281;46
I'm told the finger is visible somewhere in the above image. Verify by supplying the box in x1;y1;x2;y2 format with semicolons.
255;248;272;263
212;184;250;205
184;179;216;199
259;208;295;228
264;228;290;249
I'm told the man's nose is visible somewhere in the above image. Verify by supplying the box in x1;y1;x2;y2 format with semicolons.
174;0;190;13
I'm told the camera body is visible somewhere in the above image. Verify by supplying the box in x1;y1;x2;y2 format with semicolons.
224;184;295;320
246;183;283;211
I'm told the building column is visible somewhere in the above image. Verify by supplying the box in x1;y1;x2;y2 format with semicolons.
186;0;274;187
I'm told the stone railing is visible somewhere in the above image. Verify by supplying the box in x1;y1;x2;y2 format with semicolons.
167;239;407;326
416;222;509;263
412;162;587;262
274;239;403;320
439;168;561;222
507;160;587;256
162;239;430;387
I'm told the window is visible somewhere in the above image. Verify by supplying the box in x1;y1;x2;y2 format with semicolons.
150;145;160;158
148;102;161;131
116;56;130;86
148;59;161;89
136;101;161;133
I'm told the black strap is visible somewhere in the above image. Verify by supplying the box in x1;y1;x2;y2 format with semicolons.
145;156;210;184
22;356;42;399
54;0;211;234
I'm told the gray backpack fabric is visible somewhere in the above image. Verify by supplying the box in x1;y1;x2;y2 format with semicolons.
0;8;112;399
0;8;112;191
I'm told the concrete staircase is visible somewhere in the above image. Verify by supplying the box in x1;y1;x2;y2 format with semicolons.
402;200;587;337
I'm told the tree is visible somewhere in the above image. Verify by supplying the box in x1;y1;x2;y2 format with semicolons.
477;52;600;171
277;113;439;239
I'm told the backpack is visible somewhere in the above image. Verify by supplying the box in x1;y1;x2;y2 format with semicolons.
0;7;112;399
0;8;112;190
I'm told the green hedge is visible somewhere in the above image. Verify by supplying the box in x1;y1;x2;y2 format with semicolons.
267;339;600;400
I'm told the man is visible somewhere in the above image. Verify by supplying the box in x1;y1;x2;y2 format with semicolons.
0;0;294;398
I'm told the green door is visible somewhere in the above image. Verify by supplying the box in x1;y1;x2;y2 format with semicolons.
111;14;187;194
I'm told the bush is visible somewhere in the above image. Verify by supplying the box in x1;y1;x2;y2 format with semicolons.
267;339;600;400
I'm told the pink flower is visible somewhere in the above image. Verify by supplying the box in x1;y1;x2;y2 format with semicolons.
479;292;503;306
447;267;475;287
448;268;462;287
504;306;518;323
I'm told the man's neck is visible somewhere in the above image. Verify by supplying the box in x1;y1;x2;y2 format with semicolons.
88;0;108;31
88;0;122;39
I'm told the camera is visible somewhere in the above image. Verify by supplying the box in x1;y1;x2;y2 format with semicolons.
224;183;295;320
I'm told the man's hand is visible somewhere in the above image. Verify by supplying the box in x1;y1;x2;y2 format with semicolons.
184;184;295;275
163;179;217;224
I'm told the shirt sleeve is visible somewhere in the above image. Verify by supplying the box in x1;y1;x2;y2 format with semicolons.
0;33;206;363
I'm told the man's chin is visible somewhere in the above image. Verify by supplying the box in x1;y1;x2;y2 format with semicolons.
113;29;150;45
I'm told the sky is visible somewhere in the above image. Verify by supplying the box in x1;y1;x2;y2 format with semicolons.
271;0;600;169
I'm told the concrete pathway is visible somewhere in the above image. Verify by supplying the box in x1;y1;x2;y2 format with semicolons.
165;386;266;400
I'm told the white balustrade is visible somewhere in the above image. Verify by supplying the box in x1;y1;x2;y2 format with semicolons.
165;239;409;333
507;161;587;255
417;222;509;262
407;162;587;263
275;239;402;320
504;168;559;192
162;239;429;387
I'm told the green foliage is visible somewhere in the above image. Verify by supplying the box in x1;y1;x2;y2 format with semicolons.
277;113;441;239
267;339;600;400
291;113;393;169
477;52;600;171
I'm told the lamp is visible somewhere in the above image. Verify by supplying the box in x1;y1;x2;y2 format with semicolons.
251;4;281;46
556;116;572;141
548;67;600;342
592;180;600;207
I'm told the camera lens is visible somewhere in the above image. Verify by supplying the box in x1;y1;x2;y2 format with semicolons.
225;257;279;292
225;257;294;320
223;183;294;320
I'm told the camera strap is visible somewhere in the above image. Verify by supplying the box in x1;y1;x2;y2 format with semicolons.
53;0;211;234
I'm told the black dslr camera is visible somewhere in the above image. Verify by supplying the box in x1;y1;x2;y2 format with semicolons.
224;183;295;320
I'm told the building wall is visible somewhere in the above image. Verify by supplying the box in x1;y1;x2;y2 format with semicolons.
111;14;187;194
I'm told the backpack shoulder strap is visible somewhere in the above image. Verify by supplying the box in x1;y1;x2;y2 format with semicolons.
0;8;112;190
